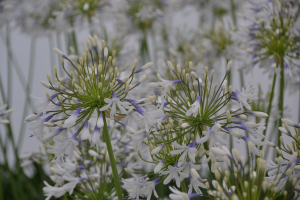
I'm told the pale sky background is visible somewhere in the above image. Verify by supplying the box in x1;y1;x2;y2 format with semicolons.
0;5;299;165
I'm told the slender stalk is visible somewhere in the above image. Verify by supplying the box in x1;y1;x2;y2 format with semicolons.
277;67;284;149
180;180;187;193
56;32;64;75
4;23;25;200
260;73;277;150
102;112;124;200
70;20;78;55
226;59;233;151
0;29;34;110
6;23;12;107
230;0;237;28
17;38;36;148
229;0;245;90
48;34;55;78
299;90;300;122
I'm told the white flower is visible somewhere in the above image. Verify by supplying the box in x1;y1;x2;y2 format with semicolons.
240;136;265;156
31;93;57;114
47;132;81;162
100;91;130;120
170;142;197;167
132;103;165;132
196;121;227;149
169;186;199;200
28;114;54;140
140;178;159;200
232;83;258;110
62;176;85;195
43;181;66;200
188;176;206;194
186;96;201;117
122;176;147;199
160;163;189;187
148;73;181;97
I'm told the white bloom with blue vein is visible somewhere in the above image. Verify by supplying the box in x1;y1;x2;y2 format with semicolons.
160;163;189;187
100;91;130;120
170;141;197;167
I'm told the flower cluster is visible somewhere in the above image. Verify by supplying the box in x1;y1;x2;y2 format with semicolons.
25;36;152;199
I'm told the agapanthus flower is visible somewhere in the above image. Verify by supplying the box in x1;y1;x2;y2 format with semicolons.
25;36;152;200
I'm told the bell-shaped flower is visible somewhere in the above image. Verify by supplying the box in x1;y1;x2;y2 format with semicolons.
90;125;101;147
80;120;90;141
160;163;189;187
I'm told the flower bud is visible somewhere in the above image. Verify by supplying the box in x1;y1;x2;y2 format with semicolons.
226;61;232;72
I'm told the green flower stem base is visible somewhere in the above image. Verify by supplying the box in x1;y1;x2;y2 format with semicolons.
102;112;124;200
277;68;284;150
180;180;187;193
260;73;277;150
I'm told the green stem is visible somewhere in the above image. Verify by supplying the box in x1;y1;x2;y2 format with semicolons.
277;67;284;150
70;20;78;55
230;0;237;28
0;29;34;110
48;34;55;78
17;38;36;148
56;32;64;75
226;59;233;151
239;70;244;90
6;23;12;107
299;91;300;122
180;180;187;193
260;73;277;150
102;112;124;200
229;0;245;90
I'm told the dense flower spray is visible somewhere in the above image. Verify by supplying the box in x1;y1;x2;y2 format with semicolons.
25;36;152;199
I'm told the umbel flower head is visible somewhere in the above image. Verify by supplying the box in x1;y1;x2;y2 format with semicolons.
122;60;268;199
25;36;152;199
239;0;300;71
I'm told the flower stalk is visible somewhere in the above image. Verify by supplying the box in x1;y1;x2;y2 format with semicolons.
102;112;124;200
